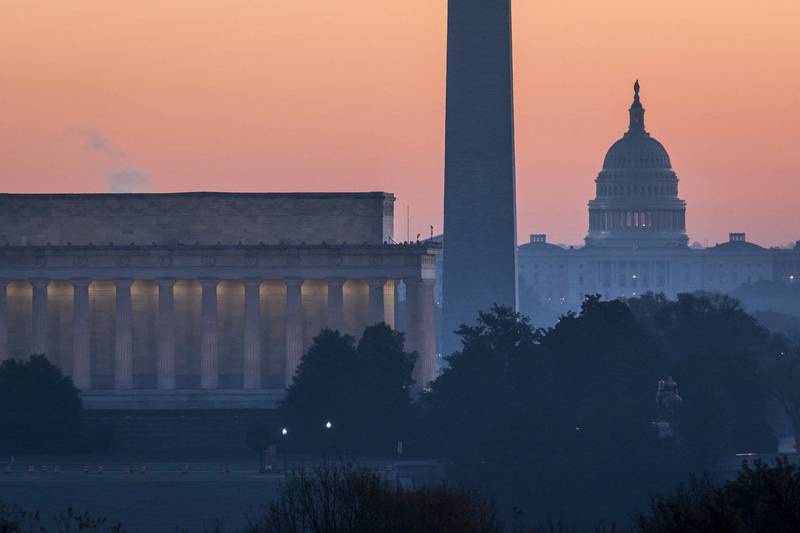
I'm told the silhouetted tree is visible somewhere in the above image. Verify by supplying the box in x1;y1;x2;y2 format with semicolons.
245;462;502;533
277;294;792;525
354;323;417;451
0;355;83;453
424;294;792;524
532;296;668;518
280;324;416;454
246;421;276;451
280;329;360;451
421;304;544;469
636;458;800;532
627;293;777;461
422;299;672;524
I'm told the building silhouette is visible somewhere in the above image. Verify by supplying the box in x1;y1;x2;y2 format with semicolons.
519;82;800;323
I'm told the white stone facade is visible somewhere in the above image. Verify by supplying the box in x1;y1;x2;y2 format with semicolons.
520;233;800;311
0;193;439;409
518;84;799;319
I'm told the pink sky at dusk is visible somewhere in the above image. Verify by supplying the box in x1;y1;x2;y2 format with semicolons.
1;1;798;246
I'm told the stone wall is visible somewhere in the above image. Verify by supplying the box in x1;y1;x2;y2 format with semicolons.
0;192;394;246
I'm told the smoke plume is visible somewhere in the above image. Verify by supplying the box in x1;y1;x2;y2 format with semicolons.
65;128;154;193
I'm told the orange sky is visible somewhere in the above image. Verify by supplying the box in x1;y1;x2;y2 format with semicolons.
1;1;798;246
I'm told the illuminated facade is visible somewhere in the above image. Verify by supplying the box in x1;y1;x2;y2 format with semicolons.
0;193;439;409
519;83;799;315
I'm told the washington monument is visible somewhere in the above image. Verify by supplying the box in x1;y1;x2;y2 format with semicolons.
442;0;518;353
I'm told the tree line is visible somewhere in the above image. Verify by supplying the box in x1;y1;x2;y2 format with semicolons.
278;293;800;525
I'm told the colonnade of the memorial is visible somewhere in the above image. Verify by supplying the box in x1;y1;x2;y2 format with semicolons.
0;277;436;391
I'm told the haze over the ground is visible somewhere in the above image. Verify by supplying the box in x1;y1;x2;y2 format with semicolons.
1;1;797;246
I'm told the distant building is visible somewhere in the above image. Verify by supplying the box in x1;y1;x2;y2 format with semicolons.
518;83;800;323
0;192;439;409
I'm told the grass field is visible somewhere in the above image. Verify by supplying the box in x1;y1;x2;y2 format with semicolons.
0;467;282;532
0;453;433;531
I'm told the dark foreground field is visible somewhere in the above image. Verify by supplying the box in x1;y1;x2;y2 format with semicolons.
1;463;282;532
0;455;437;532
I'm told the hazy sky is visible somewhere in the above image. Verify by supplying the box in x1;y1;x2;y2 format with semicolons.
1;1;798;246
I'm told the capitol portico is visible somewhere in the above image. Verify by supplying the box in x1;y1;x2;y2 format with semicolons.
0;192;439;409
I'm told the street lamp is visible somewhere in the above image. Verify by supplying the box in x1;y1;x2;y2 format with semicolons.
323;420;334;459
280;427;289;478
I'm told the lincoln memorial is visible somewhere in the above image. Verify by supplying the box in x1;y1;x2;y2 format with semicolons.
0;192;439;410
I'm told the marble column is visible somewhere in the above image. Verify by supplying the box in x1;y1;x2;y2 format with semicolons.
395;280;404;332
326;278;345;332
31;278;49;355
200;279;219;390
405;279;436;389
368;278;386;325
0;280;8;363
243;279;262;389
71;279;91;389
114;279;134;390
157;279;176;390
384;280;398;330
284;278;304;387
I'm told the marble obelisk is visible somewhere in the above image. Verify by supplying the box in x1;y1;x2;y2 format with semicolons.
442;0;518;354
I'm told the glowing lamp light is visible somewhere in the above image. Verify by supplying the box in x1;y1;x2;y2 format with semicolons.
325;421;333;430
281;428;288;436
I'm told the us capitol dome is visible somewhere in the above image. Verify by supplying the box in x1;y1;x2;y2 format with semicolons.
586;81;688;248
517;81;799;323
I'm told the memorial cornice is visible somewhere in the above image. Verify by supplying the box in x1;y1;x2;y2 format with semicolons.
0;242;440;281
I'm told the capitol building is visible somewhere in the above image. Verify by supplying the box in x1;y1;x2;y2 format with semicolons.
519;82;799;317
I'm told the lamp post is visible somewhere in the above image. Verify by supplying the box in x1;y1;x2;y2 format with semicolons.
323;420;334;460
280;427;289;479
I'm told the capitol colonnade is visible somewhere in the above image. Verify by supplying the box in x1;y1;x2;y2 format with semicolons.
0;243;438;409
